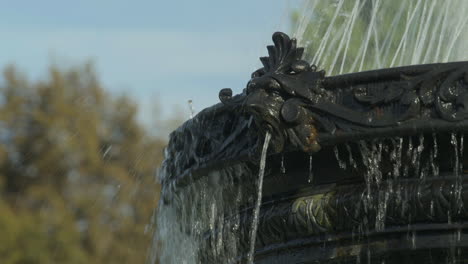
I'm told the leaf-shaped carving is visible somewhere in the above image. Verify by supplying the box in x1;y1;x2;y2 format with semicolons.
260;32;305;74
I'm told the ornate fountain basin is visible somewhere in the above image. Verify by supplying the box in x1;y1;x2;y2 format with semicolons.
159;32;468;263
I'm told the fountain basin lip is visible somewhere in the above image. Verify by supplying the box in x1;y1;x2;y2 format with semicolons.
162;58;468;189
317;119;468;146
315;61;468;145
308;60;468;146
323;60;468;87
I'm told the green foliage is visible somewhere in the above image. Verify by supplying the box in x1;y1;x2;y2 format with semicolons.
0;63;167;263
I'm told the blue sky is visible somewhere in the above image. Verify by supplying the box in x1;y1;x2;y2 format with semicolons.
0;0;299;126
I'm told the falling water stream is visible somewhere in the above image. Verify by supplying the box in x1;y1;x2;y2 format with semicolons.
308;155;313;183
247;132;271;264
280;155;286;174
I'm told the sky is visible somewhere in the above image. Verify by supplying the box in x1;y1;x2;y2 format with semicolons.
0;0;299;127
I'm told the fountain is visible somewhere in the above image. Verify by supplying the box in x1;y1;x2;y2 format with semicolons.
149;30;468;263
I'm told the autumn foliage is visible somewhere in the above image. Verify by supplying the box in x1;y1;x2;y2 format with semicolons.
0;64;165;264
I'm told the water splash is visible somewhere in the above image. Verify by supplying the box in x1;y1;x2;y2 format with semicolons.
152;162;252;264
247;132;271;264
292;0;468;75
188;99;195;119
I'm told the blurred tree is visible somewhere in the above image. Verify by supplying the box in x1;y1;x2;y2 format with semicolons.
0;63;168;263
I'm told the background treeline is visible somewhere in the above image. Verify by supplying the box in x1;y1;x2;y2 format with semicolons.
0;63;173;264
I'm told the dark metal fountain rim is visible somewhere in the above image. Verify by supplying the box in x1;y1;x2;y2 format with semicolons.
161;31;468;187
320;61;468;145
323;61;468;87
217;32;468;151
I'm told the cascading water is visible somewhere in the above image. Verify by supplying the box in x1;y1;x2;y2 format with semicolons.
247;132;271;264
331;134;466;262
150;162;254;264
149;120;271;264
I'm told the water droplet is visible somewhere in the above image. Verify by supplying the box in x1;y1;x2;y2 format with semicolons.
346;143;357;169
102;145;112;158
308;155;313;183
280;155;286;174
411;231;416;249
430;200;435;217
334;146;347;169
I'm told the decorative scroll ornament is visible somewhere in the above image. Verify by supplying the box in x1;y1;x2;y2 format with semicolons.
219;32;468;154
